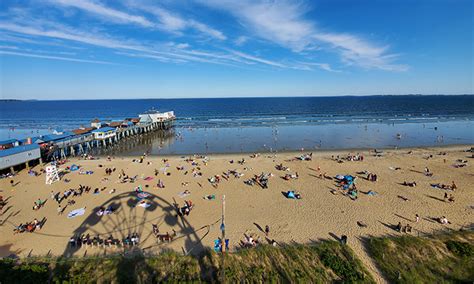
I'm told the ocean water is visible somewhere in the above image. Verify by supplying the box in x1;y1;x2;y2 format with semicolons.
1;96;473;154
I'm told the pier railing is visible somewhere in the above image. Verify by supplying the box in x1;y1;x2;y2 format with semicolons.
45;118;175;160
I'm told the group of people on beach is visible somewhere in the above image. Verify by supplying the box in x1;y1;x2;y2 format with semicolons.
395;222;413;233
2;144;468;257
69;233;139;248
178;200;194;216
152;225;177;242
431;181;457;191
14;218;43;233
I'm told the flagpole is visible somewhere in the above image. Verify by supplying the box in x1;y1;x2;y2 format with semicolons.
220;194;226;283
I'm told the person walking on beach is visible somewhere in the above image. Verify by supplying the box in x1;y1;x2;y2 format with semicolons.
451;181;457;191
57;205;63;215
415;214;420;223
265;225;270;236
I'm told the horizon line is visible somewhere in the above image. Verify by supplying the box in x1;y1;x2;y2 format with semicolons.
2;93;474;101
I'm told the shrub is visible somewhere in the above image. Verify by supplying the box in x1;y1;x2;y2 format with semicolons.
445;240;474;257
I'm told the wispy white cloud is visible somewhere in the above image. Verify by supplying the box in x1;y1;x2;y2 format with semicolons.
51;0;153;27
0;50;114;64
49;0;226;40
0;45;19;50
0;4;347;72
198;0;314;51
187;19;226;40
313;33;408;71
198;0;407;71
134;4;226;40
147;6;187;31
229;50;286;68
296;61;340;72
234;36;249;46
0;21;289;69
0;22;146;51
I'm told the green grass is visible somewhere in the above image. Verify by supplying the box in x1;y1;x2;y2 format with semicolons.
216;241;373;283
2;231;473;283
366;230;474;283
0;259;49;284
0;241;373;283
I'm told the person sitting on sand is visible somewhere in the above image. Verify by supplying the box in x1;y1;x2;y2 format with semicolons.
451;181;457;191
348;189;358;200
13;223;26;234
33;218;41;230
179;200;194;216
439;216;449;224
132;233;140;245
156;179;165;188
152;224;159;236
396;222;402;232
96;207;105;216
284;173;298;180
203;194;215;200
26;222;35;232
286;191;301;199
448;195;455;203
105;205;115;215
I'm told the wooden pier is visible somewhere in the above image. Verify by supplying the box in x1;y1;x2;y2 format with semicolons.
42;111;175;161
0;110;176;172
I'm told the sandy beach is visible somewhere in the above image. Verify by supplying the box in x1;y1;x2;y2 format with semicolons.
1;146;473;277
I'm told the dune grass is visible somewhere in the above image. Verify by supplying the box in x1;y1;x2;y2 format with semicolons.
366;230;474;283
216;241;374;283
0;241;373;283
2;231;473;283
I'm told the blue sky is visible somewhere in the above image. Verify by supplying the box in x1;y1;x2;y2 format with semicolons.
0;0;472;99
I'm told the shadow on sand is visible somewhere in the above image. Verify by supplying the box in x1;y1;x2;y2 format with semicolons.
62;191;208;258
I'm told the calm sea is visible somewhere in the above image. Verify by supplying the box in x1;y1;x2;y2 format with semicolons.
1;96;473;154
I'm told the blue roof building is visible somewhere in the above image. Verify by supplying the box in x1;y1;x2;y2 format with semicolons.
92;126;116;140
0;143;41;171
38;132;75;143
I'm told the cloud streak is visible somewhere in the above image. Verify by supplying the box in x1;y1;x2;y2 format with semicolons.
198;0;407;71
52;0;153;27
0;21;283;69
0;50;114;64
0;1;403;72
50;0;226;40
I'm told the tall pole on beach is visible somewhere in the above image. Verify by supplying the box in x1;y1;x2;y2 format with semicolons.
220;195;226;283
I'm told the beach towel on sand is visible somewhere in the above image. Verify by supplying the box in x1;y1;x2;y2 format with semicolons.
137;192;150;199
178;191;191;198
137;201;151;208
67;208;86;218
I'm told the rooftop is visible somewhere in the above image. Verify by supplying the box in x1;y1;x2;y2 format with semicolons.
39;132;75;143
0;143;40;157
0;139;18;145
92;126;116;133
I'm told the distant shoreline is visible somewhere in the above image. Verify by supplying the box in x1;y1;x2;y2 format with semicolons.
1;94;473;102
